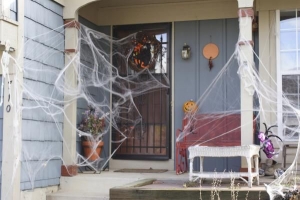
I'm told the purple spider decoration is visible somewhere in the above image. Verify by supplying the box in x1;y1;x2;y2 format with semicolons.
258;123;282;159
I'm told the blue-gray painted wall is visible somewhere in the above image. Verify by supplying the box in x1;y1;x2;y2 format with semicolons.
174;19;241;172
21;0;64;190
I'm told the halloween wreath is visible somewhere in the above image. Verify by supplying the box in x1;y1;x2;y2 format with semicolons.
128;32;161;72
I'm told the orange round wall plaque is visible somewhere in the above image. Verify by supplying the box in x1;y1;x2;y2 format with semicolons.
203;43;219;60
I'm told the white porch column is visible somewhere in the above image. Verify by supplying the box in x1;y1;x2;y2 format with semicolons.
61;0;100;176
258;11;277;127
237;0;255;168
61;19;80;176
1;0;24;199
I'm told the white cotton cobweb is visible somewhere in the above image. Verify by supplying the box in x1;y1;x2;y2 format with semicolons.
175;13;300;200
28;22;168;165
0;20;170;195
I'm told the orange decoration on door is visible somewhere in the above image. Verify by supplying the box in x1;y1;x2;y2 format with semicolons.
203;43;219;71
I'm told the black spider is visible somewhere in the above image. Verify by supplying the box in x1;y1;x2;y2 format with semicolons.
261;123;282;141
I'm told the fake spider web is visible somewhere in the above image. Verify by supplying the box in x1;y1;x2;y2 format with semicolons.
0;16;299;200
0;21;170;196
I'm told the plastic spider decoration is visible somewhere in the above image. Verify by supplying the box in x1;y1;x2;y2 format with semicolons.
258;123;282;159
284;189;299;200
273;190;299;200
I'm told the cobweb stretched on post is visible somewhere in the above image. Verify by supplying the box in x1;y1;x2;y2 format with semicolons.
175;14;300;200
0;20;170;195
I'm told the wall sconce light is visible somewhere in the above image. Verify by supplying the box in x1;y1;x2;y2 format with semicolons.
252;17;258;32
181;43;191;60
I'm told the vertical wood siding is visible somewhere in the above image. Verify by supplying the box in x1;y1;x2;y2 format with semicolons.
22;0;64;190
174;19;241;172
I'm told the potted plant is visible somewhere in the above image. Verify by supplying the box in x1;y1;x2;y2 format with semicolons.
78;106;105;161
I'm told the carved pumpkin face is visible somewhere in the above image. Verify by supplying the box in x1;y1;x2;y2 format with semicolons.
182;100;198;113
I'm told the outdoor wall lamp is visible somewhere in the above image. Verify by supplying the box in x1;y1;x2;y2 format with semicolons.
181;43;191;60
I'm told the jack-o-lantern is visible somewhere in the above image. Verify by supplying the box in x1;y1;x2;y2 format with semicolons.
182;100;198;113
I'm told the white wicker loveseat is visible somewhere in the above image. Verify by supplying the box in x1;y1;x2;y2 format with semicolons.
188;145;260;187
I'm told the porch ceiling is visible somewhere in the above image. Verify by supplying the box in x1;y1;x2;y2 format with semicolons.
94;0;212;8
79;0;238;26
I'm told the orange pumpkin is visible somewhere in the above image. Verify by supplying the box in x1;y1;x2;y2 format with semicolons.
182;100;198;113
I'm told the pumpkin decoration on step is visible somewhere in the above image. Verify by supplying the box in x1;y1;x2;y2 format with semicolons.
182;100;198;113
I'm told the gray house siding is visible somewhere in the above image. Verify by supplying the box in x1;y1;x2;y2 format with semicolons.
174;19;241;172
21;0;64;190
77;16;111;170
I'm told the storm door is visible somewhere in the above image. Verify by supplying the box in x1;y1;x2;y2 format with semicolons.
112;23;171;160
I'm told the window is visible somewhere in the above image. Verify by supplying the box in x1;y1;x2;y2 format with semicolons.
277;9;300;140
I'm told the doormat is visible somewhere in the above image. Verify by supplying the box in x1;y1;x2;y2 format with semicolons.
114;168;168;173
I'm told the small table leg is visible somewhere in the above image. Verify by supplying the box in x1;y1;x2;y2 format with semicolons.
189;158;194;181
282;145;287;169
200;157;204;173
254;155;259;185
246;157;252;187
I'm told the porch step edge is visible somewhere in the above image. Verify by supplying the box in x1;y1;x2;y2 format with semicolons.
46;191;108;200
112;178;157;188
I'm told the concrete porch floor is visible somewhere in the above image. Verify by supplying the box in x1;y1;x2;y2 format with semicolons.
46;169;276;200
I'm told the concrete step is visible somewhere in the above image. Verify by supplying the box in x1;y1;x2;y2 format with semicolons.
46;170;188;200
47;191;109;200
58;170;188;193
59;174;142;193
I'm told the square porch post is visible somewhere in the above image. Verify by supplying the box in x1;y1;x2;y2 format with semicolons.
237;0;255;168
61;0;100;177
61;19;80;176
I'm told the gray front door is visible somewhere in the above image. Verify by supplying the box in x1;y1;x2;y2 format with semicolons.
174;18;242;172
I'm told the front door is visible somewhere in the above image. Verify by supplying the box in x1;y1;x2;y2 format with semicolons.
111;23;171;160
174;19;242;172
